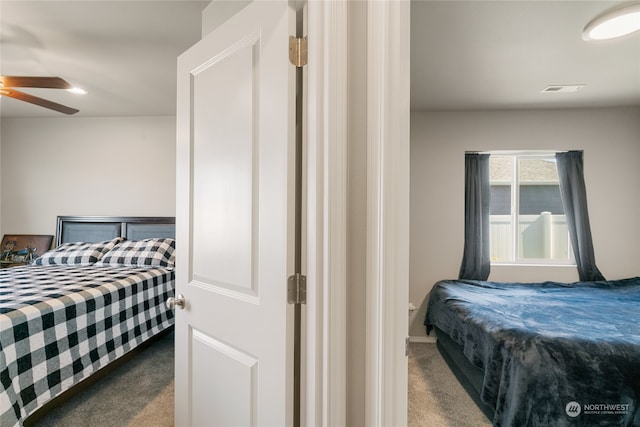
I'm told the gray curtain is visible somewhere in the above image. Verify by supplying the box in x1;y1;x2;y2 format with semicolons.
459;153;491;280
555;151;605;281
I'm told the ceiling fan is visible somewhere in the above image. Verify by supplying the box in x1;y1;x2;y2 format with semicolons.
0;76;80;115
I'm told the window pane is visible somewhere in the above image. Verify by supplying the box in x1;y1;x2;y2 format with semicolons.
489;156;512;182
490;214;512;262
519;185;564;214
517;158;569;261
490;185;511;215
489;156;512;262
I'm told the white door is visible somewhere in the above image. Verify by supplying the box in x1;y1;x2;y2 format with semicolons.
175;2;295;426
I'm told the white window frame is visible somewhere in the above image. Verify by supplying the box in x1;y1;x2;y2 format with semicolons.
490;151;575;266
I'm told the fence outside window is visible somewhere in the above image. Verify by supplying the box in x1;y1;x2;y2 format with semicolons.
490;213;571;263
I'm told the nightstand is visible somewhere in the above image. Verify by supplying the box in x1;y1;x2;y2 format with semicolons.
0;260;29;268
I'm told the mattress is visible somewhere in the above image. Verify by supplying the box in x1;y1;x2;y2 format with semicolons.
424;277;640;426
0;264;175;427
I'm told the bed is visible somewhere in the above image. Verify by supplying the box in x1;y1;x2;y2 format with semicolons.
424;277;640;427
0;216;176;427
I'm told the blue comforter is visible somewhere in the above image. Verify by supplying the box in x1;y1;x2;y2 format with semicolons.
424;277;640;426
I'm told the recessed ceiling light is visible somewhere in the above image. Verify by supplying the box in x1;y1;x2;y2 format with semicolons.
583;2;640;41
541;85;586;93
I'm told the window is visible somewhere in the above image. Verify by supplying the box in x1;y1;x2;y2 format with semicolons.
489;153;573;264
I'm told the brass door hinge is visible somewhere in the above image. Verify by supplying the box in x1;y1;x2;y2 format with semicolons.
287;273;307;304
289;36;308;68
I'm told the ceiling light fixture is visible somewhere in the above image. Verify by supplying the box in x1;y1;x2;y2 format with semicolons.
67;87;87;95
542;85;586;93
582;2;640;41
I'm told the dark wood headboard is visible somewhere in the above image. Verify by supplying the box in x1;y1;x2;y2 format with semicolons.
56;216;175;247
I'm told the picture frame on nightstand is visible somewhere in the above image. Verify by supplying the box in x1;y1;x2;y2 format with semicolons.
0;234;54;268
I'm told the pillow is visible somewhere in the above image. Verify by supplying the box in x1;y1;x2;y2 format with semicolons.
34;237;124;266
96;238;175;268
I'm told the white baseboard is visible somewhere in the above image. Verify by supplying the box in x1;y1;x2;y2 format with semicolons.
409;336;436;344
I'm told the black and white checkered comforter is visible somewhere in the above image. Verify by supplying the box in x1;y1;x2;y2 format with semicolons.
0;265;175;427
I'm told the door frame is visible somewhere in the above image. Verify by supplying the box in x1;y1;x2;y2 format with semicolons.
306;1;410;426
305;1;348;425
364;1;410;426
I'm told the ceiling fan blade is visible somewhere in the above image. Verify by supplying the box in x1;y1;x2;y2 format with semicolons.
0;76;73;89
0;88;79;115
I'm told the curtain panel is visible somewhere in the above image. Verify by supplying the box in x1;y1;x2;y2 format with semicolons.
459;153;491;280
555;151;605;281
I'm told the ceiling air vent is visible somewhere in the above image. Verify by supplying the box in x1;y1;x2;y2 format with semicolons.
542;84;586;93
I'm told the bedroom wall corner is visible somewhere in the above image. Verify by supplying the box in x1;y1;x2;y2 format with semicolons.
0;116;176;237
409;107;640;338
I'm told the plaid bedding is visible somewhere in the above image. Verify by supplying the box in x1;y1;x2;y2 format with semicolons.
0;265;175;427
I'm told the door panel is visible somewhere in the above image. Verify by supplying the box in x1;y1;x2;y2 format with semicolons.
175;2;294;426
192;37;257;297
191;329;257;426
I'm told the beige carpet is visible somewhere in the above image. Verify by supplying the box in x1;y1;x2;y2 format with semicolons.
34;331;175;427
126;382;174;427
408;342;492;427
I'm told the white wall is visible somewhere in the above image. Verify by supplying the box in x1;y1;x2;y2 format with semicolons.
410;107;640;337
0;116;176;237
